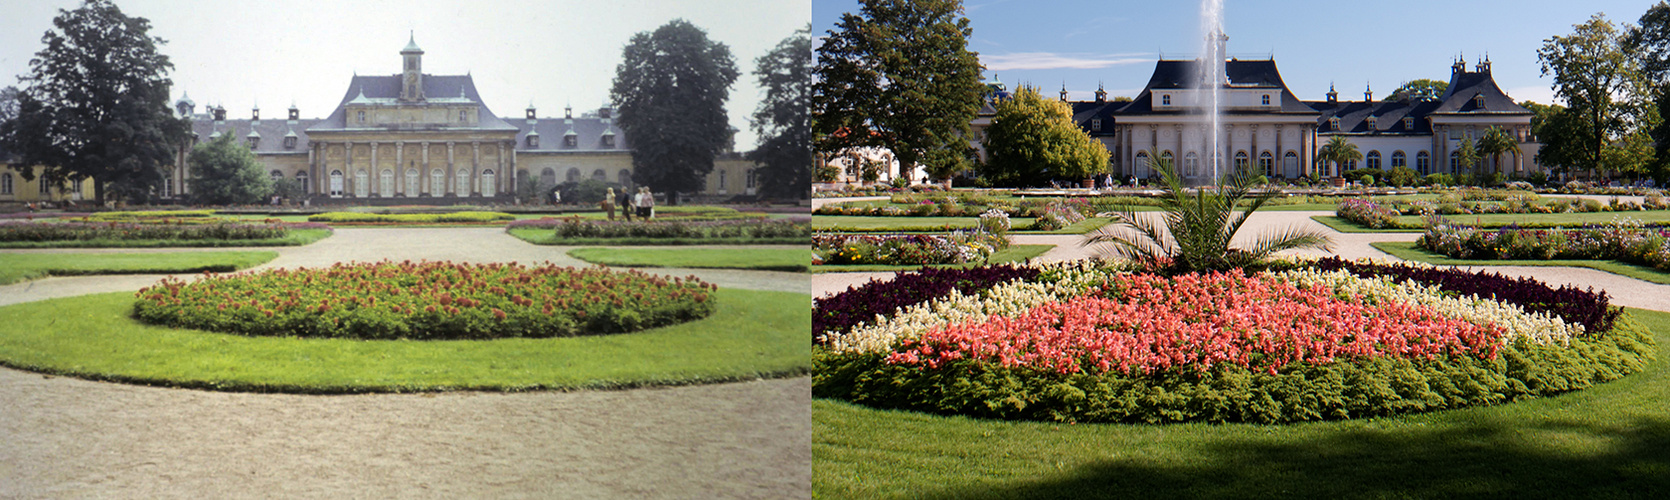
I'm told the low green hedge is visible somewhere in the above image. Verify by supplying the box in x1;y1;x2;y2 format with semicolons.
814;317;1657;424
307;211;515;223
86;209;216;220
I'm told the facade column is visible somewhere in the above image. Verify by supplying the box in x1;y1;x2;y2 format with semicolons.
446;142;456;196
497;141;506;195
345;142;354;196
369;142;379;197
396;142;405;196
1437;126;1449;175
472;141;481;196
306;142;316;197
1250;125;1260;176
1174;124;1183;175
1275;125;1285;178
421;141;430;195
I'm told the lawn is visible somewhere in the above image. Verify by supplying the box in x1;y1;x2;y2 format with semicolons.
1370;241;1670;285
0;251;280;285
0;287;809;393
568;247;809;272
812;308;1670;499
1315;211;1670;233
811;244;1055;273
814;216;1111;234
0;228;333;248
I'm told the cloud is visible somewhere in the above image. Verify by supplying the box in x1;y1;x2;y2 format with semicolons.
981;52;1151;71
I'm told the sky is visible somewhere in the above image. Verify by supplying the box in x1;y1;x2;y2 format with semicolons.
813;0;1666;106
0;0;811;150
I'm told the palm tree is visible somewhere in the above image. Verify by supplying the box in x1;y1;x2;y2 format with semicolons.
1085;150;1335;274
1316;135;1362;177
1476;126;1521;178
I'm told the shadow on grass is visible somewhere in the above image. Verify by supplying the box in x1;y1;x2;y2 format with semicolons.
919;417;1670;499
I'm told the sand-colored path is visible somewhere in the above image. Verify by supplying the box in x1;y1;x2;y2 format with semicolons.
0;227;809;499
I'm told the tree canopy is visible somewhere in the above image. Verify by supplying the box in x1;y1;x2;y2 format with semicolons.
1384;79;1448;102
0;0;189;204
611;19;739;205
1629;2;1670;182
978;86;1108;187
746;26;812;200
1537;13;1648;177
187;133;272;205
814;0;986;184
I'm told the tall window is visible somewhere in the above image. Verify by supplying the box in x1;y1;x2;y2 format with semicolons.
1283;151;1299;178
718;170;728;193
1184;152;1199;177
746;168;757;189
357;111;365;123
459;110;468;122
1391;151;1406;169
0;173;11;195
1365;151;1381;170
1161;94;1171;106
1234;151;1249;171
1416;151;1431;175
1450;151;1460;172
481;169;495;197
296;171;309;194
40;179;51;196
1260;151;1274;178
1135;152;1150;177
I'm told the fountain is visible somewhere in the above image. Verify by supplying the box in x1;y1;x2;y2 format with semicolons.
1198;0;1226;183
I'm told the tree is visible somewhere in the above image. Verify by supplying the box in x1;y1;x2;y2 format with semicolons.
1454;136;1484;184
1086;151;1332;274
611;19;739;206
746;26;813;200
1476;126;1521;176
187;134;272;205
1628;2;1670;183
1316;136;1362;176
0;0;189;204
815;0;986;185
1538;13;1647;178
0;86;18;127
1384;79;1448;102
978;86;1108;187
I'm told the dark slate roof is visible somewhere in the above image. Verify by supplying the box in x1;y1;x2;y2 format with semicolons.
1432;69;1532;115
511;114;630;153
1111;59;1318;116
1306;98;1441;135
306;74;519;132
193;118;324;154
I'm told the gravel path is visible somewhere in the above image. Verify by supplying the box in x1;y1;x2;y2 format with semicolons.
813;210;1670;314
0;228;810;499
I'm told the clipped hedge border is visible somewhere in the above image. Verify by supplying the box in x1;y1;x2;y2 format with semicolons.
307;211;515;223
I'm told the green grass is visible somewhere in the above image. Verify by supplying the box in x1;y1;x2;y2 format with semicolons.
568;247;809;272
0;288;809;393
814;216;1111;234
0;251;280;285
1315;211;1670;234
505;227;807;246
811;244;1054;273
0;228;333;248
813;308;1670;499
1371;241;1670;285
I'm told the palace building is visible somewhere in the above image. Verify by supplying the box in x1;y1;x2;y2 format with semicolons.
970;37;1539;183
148;35;760;205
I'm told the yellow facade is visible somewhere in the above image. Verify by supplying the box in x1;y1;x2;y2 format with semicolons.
0;164;99;204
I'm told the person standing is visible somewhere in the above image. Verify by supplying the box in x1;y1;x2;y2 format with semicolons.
602;187;617;220
619;187;635;222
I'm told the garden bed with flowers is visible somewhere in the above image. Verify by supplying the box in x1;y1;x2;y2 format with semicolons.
1415;215;1670;271
813;258;1654;424
134;261;716;340
506;217;811;245
813;209;1012;267
0;220;333;248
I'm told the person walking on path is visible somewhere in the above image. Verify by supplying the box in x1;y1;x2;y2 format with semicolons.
619;187;635;222
603;187;617;220
636;187;655;220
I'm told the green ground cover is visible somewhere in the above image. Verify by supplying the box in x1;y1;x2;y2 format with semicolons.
506;227;807;246
814;216;1110;234
1371;241;1670;285
0;288;808;393
567;247;809;272
1317;211;1670;233
0;228;333;248
0;251;279;285
811;244;1054;273
813;308;1670;499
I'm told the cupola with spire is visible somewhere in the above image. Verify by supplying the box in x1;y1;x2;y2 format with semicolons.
1326;83;1338;104
1364;83;1373;104
400;32;425;102
1095;82;1107;103
288;101;299;121
175;92;196;117
1060;82;1069;102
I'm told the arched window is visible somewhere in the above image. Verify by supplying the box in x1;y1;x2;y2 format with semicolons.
1260;151;1275;178
1134;152;1151;177
456;168;472;196
1366;151;1381;170
618;169;632;186
1;173;11;195
270;170;284;181
1391;151;1407;169
330;170;345;197
1283;151;1299;178
404;165;418;195
566;168;581;182
379;169;394;197
481;169;495;197
295;171;309;195
1416;151;1431;175
541;168;557;187
1234;151;1249;172
432;168;447;195
1160;151;1174;171
718;169;728;193
1184;152;1199;177
354;169;369;198
592;169;606;181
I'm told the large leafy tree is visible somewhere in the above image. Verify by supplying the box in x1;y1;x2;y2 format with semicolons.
1086;151;1332;274
978;86;1108;187
1628;2;1670;183
1383;79;1448;102
815;0;986;185
611;19;739;205
1537;13;1647;178
0;0;189;204
187;133;272;205
746;26;812;200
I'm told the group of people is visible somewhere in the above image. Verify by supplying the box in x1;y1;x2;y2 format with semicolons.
601;187;655;221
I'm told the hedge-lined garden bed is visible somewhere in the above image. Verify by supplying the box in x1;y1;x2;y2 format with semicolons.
813;258;1652;424
0;220;333;248
507;217;811;245
306;211;515;224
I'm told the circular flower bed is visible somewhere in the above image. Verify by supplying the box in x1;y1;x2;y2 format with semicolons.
134;261;716;340
813;258;1656;424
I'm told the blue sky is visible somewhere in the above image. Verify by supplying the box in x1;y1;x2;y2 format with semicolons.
813;0;1665;106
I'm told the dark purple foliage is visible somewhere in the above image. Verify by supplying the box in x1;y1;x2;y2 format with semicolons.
814;264;1040;342
1308;256;1620;334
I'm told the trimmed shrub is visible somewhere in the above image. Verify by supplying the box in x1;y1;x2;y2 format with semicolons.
307;211;515;223
812;264;1039;339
